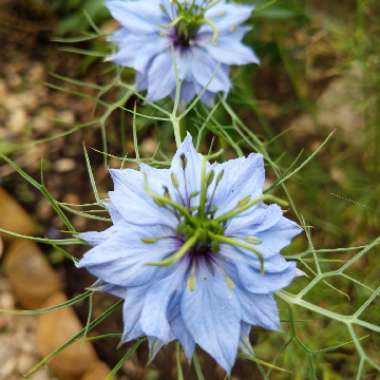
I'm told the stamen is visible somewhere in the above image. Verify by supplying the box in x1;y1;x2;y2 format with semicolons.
202;18;219;44
208;232;265;273
171;172;180;189
206;169;224;213
244;236;262;245
142;238;159;244
144;174;196;223
187;275;196;291
146;229;201;267
215;194;289;223
180;153;188;169
225;276;235;289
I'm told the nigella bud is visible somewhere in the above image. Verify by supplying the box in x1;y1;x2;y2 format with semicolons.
171;172;180;189
180;154;187;169
207;170;215;187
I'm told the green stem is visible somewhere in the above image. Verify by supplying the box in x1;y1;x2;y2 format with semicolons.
172;116;183;148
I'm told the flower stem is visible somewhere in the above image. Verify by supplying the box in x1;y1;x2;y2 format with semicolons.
172;116;182;148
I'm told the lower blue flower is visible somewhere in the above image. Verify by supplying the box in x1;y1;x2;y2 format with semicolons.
78;134;302;373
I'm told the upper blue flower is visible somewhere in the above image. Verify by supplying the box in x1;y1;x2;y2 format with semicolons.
78;135;302;373
105;0;259;106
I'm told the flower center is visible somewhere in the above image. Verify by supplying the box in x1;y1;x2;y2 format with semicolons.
142;152;287;271
162;1;219;49
172;20;200;48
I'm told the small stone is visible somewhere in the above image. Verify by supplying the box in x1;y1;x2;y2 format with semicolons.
36;292;99;380
17;354;37;374
0;187;37;241
8;108;28;133
4;240;62;308
54;158;76;173
80;362;110;380
0;358;16;379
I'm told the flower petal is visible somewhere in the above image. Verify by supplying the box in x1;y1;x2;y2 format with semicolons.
105;0;165;33
122;285;149;341
181;265;241;373
213;153;265;216
140;262;188;342
190;47;231;93
205;4;254;33
77;227;178;287
147;51;177;101
237;290;280;330
199;36;259;65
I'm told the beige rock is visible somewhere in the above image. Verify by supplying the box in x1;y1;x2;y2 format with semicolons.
80;362;110;380
36;292;98;380
0;187;37;241
4;240;62;308
54;158;76;173
8;108;28;133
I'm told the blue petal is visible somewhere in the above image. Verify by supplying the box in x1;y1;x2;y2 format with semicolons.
148;337;174;361
79;226;116;246
239;322;254;356
255;217;303;257
220;245;293;273
108;175;177;228
200;37;259;65
94;282;126;298
135;72;148;91
140;262;188;342
205;4;254;33
109;33;168;72
170;312;196;361
170;134;204;207
181;265;241;374
225;204;283;237
224;257;297;294
213;153;265;217
122;285;149;341
236;289;280;330
105;0;165;33
147;51;177;101
77;227;178;287
191;47;231;93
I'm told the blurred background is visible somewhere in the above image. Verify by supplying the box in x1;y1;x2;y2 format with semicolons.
0;0;379;379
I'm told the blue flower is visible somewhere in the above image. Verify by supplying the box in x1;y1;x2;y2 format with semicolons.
78;135;302;373
105;0;259;106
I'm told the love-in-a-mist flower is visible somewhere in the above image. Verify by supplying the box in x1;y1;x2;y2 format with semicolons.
78;135;302;373
105;0;259;106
